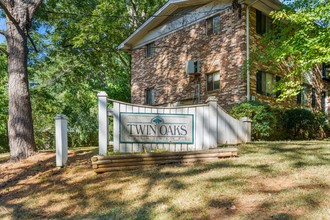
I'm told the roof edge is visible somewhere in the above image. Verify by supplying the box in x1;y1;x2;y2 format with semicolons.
118;0;180;50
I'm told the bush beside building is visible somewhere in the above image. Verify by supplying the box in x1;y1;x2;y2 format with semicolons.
230;101;329;141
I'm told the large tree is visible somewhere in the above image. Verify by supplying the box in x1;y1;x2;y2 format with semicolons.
0;0;42;160
0;0;167;153
27;0;166;149
251;0;330;99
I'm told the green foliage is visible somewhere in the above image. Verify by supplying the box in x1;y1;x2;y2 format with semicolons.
230;101;277;140
250;0;330;99
25;0;166;149
285;109;315;139
231;101;329;140
284;109;328;139
0;51;8;153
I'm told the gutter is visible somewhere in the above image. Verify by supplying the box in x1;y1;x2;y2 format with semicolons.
246;0;261;101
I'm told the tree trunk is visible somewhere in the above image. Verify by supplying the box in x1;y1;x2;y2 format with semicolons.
3;1;41;161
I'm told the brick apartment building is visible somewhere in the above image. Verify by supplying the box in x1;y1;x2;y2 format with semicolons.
119;0;330;114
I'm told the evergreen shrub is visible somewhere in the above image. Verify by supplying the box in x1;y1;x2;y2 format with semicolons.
230;101;329;140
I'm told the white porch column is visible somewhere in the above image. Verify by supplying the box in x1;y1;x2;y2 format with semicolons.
55;114;68;167
207;96;218;149
98;92;108;155
240;117;252;143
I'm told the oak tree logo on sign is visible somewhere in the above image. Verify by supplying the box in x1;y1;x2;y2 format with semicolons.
120;113;194;144
151;116;163;124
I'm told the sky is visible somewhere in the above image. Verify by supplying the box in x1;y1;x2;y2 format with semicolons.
0;0;290;44
0;19;5;43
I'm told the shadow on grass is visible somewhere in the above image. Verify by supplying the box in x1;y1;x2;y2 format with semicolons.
0;141;329;219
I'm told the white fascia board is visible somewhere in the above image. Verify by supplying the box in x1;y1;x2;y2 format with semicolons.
245;0;282;14
118;0;184;50
133;1;232;49
118;0;214;51
119;0;282;51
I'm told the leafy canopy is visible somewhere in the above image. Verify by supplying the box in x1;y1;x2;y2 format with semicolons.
251;0;330;99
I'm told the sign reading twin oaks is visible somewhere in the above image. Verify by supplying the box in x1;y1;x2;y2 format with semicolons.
119;113;194;144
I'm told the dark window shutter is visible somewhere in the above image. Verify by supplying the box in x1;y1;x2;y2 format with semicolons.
322;63;329;78
312;88;316;108
145;88;155;105
256;10;262;35
256;71;263;94
297;91;302;104
261;14;267;34
145;89;148;104
276;76;281;98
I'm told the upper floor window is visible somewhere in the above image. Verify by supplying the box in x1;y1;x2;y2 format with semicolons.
275;76;281;98
321;91;328;115
145;88;155;105
322;63;330;78
145;42;155;58
256;71;276;96
206;15;220;35
297;84;310;106
256;9;272;35
207;72;220;92
312;88;316;108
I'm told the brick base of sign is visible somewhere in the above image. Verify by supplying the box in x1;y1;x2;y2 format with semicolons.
91;148;238;173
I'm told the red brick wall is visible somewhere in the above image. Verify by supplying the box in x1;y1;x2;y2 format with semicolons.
131;4;247;111
130;4;330;113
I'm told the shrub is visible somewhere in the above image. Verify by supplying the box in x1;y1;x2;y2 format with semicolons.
284;109;328;140
231;101;329;141
230;101;277;140
284;109;315;139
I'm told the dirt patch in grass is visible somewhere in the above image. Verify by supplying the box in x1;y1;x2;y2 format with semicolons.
0;141;330;220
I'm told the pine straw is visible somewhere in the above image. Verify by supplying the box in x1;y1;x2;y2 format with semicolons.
0;141;329;220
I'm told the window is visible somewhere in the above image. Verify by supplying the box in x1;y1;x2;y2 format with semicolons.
256;9;272;35
145;43;155;57
145;88;155;105
312;88;316;108
297;84;310;106
206;15;220;35
275;76;281;98
207;72;220;92
322;63;330;78
256;71;276;96
321;91;328;115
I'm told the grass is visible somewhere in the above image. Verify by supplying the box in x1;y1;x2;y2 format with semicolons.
0;141;329;219
0;152;9;163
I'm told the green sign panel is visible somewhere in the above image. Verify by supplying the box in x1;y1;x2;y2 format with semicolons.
119;113;194;144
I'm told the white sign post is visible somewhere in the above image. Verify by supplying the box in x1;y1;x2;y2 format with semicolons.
98;92;108;155
55;114;68;167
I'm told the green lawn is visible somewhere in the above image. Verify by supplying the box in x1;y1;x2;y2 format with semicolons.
0;141;329;219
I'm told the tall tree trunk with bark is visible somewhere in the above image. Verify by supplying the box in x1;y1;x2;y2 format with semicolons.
0;0;42;161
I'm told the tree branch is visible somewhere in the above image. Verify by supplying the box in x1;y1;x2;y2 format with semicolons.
27;33;38;52
0;1;19;26
28;0;43;22
0;47;8;56
129;0;139;29
0;0;26;38
111;47;129;68
0;29;6;37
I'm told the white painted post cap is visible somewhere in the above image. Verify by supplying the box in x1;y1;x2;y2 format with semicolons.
206;96;218;103
240;117;252;123
55;114;68;120
97;91;108;97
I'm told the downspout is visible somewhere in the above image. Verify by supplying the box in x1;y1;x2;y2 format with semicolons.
246;0;261;101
